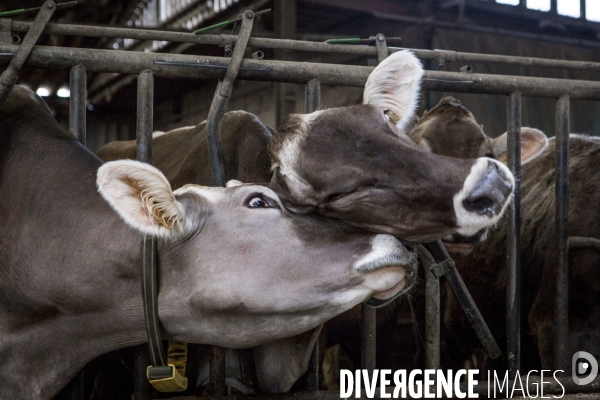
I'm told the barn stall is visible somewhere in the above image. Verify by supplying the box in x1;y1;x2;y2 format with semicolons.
1;0;600;398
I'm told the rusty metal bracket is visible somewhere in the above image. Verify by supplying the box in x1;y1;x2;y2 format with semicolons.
424;240;502;360
375;33;388;63
205;10;255;187
430;257;456;278
0;19;12;45
0;0;56;107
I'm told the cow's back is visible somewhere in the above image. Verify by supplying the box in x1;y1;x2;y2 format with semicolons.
97;111;274;188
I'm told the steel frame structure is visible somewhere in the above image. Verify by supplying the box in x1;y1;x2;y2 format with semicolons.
1;6;599;399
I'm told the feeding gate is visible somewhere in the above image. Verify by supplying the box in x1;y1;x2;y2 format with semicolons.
2;1;600;399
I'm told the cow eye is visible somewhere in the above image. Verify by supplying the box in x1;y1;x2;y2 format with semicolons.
246;195;279;209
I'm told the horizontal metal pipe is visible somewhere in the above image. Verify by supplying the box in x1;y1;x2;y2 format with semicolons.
11;20;380;56
569;236;600;250
4;44;600;99
11;20;600;71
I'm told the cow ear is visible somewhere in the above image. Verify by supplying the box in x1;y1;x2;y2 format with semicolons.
492;127;548;165
363;50;424;132
97;160;187;238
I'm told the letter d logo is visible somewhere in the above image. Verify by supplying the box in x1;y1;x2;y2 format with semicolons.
572;351;598;385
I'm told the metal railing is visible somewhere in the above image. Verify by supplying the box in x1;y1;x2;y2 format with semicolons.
0;9;597;399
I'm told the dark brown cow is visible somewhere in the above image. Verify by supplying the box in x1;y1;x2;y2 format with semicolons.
98;50;515;243
408;96;600;371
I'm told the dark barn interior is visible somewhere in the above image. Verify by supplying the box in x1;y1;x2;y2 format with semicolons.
5;0;600;151
2;0;600;399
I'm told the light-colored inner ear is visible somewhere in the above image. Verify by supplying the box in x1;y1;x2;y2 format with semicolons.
97;160;185;237
519;127;548;164
363;49;424;132
139;184;180;229
384;110;401;125
492;127;548;164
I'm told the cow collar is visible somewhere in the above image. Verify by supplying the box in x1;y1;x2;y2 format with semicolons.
141;235;188;392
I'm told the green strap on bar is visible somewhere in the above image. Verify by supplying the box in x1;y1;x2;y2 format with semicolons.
0;9;27;18
325;38;361;44
193;20;231;34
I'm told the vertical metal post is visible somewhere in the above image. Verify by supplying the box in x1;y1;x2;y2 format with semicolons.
209;347;226;397
69;66;86;146
134;70;154;400
550;0;558;15
134;346;150;400
359;35;388;376
361;304;377;372
136;70;154;163
506;92;522;377
304;78;321;393
580;0;586;21
274;0;297;127
421;247;440;369
555;95;570;371
305;79;321;114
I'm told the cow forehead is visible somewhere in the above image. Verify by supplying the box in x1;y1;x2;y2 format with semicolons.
175;183;281;204
175;184;225;203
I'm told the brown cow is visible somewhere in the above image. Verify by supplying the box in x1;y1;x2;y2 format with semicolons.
98;50;515;243
408;96;600;372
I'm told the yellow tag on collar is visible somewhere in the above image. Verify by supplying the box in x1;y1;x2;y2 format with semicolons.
147;364;188;392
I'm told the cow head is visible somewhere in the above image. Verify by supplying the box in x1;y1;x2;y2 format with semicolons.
269;51;515;243
408;96;548;253
97;160;417;347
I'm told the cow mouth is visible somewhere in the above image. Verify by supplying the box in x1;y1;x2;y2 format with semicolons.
361;257;418;308
441;229;488;256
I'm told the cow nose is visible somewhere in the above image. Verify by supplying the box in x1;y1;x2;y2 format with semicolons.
463;159;513;217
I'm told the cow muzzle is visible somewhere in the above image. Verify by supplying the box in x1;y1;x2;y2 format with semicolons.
453;158;514;237
354;235;418;307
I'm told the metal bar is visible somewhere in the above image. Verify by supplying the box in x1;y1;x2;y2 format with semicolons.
419;246;440;370
304;78;321;394
133;345;151;400
374;33;388;63
69;65;86;145
0;19;12;45
569;236;600;250
360;304;376;372
580;0;586;21
424;241;502;360
5;45;600;100
0;0;56;107
134;70;155;400
136;71;154;163
305;342;319;393
209;346;226;397
555;94;570;371
506;92;522;377
11;20;600;71
305;79;321;114
206;10;255;187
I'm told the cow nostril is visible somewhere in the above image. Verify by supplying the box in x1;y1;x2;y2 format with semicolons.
463;196;494;215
